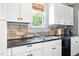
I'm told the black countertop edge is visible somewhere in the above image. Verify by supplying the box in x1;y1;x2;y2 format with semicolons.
7;35;62;41
7;38;61;48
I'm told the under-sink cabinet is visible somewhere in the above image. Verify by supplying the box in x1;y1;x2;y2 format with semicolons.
43;39;61;56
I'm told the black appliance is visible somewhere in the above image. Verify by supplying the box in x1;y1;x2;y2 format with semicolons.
62;27;72;56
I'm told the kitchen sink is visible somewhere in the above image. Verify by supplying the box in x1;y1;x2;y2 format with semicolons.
44;36;61;40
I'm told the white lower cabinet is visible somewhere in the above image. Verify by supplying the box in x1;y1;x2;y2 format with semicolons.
30;49;43;56
43;46;54;56
13;51;30;56
6;40;61;56
43;45;61;56
53;44;61;56
71;36;79;56
13;49;43;56
43;40;61;56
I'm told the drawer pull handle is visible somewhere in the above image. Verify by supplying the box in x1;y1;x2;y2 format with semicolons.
21;18;23;20
52;48;56;49
76;41;78;43
27;55;30;56
30;54;33;56
18;18;20;20
27;45;32;47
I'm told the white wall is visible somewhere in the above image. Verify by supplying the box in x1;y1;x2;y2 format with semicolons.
70;4;79;35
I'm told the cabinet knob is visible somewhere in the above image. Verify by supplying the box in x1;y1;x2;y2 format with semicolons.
27;54;33;56
52;47;56;49
75;41;78;43
27;44;32;47
27;55;30;56
18;17;23;20
18;18;20;20
30;54;33;56
21;18;23;20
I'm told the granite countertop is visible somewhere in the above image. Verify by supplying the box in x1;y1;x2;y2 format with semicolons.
7;36;61;48
7;35;79;48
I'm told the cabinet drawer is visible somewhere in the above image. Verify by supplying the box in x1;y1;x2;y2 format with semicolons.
43;39;61;47
13;51;30;56
30;49;43;56
31;43;43;50
12;45;31;55
12;43;43;55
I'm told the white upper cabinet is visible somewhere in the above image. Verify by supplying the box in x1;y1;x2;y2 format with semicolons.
0;4;6;20
4;3;19;22
0;4;3;20
49;3;73;25
66;6;73;25
4;3;32;22
20;3;32;22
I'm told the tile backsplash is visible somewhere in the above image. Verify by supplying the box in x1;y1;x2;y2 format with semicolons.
7;22;65;40
7;22;28;39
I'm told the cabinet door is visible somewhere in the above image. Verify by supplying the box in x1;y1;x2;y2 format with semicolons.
49;3;55;25
66;7;73;25
71;37;79;56
43;46;54;56
0;4;5;20
54;3;65;25
5;3;19;22
49;3;67;25
43;45;61;56
13;51;30;56
43;40;61;56
30;49;43;56
0;4;3;19
49;3;73;25
55;4;73;25
12;45;31;55
53;44;61;56
20;3;32;22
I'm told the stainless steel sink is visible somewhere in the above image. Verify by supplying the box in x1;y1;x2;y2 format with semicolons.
44;36;61;40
